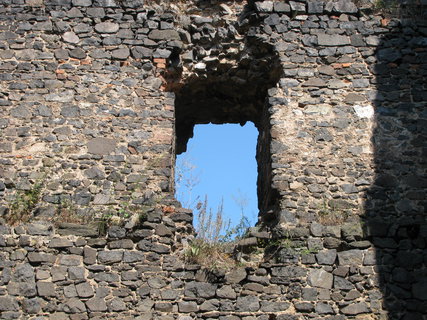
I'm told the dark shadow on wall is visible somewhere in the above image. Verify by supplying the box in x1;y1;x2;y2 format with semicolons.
366;10;427;320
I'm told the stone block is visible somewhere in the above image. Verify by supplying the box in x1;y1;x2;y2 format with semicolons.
87;138;116;155
341;302;369;315
95;22;119;33
28;252;56;263
58;254;83;266
334;276;354;290
338;250;364;266
98;250;123;264
75;282;94;298
216;285;236;299
36;282;55;297
86;297;108;312
108;297;127;311
0;296;19;311
178;301;198;313
63;298;86;313
185;282;217;298
148;30;180;40
236;296;260;312
289;1;306;12
308;269;333;289
225;268;246;284
255;1;274;12
316;249;337;265
83;247;97;265
48;238;73;248
307;1;323;13
317;34;350;46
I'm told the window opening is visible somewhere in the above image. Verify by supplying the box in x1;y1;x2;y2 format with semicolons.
172;36;283;229
175;123;258;239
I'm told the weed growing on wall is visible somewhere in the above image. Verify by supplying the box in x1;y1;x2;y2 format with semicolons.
6;179;44;225
55;198;89;224
184;195;252;270
185;238;237;271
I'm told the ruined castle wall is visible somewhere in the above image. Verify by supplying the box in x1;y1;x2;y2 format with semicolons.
0;0;426;319
0;214;386;320
0;0;177;222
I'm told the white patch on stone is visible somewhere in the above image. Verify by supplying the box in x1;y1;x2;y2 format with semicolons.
62;31;80;44
353;104;374;119
304;104;331;115
295;15;308;20
194;62;206;70
27;143;46;153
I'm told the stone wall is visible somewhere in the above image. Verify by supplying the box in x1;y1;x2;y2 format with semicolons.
0;0;426;319
0;210;388;320
0;0;177;223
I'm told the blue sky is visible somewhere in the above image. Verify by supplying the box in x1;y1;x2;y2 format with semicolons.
175;123;259;231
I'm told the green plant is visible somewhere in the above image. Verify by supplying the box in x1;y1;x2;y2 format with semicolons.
219;214;250;242
261;235;320;262
6;179;44;225
300;247;320;255
373;0;400;10
96;209;121;236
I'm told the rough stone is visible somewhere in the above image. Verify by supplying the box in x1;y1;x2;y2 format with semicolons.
87;138;116;155
178;301;198;313
36;282;55;297
98;250;123;264
148;30;180;40
317;34;350;46
63;32;79;44
341;302;369;315
236;296;260;312
225;268;246;284
48;238;73;248
185;282;217;298
86;297;107;312
64;298;86;313
95;22;119;33
0;297;19;311
112;47;130;60
308;269;333;289
75;282;94;298
338;250;364;266
316;250;337;265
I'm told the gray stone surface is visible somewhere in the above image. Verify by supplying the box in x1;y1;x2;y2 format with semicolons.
316;249;337;265
0;2;425;319
87;138;116;155
236;296;260;312
338;250;364;266
0;296;19;311
341;302;369;315
36;282;55;297
225;268;246;284
98;251;123;264
185;282;217;298
308;269;333;289
75;282;94;298
95;22;119;33
317;34;350;46
86;297;107;312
